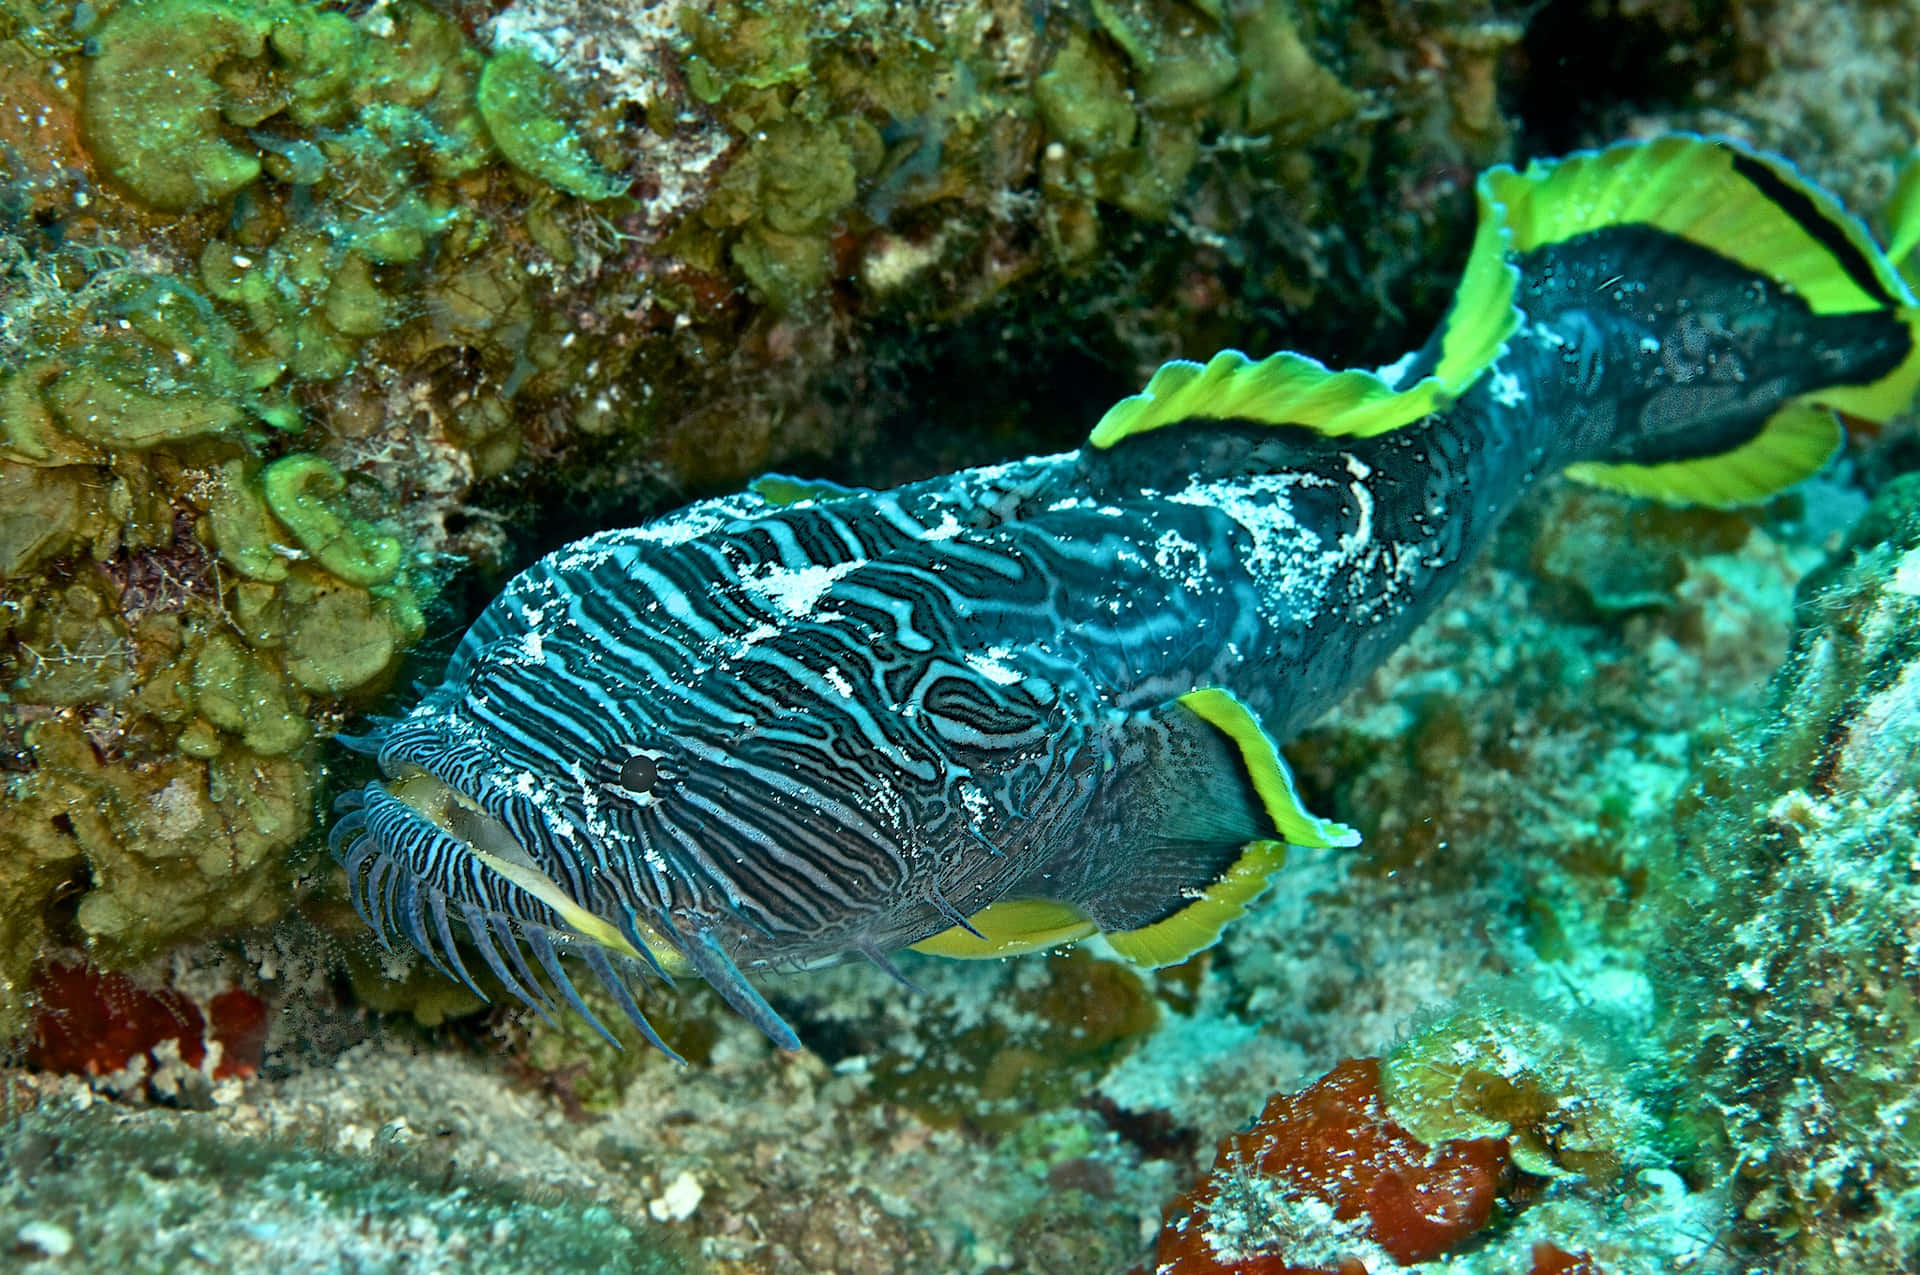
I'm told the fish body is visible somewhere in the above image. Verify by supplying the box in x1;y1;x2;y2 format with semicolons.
333;136;1920;1052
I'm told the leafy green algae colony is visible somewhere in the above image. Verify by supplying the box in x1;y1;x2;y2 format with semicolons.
3;1;1920;1274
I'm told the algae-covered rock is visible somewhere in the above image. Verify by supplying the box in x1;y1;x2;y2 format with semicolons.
0;719;307;989
192;632;307;756
1034;32;1138;159
865;950;1159;1130
478;47;628;201
281;569;415;695
44;364;243;450
0;1101;699;1275
1657;473;1920;1272
1091;0;1239;110
206;459;293;583
0;463;83;576
1231;2;1362;141
1380;1000;1657;1182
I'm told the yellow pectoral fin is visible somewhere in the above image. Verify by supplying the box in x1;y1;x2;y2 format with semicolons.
1102;838;1288;968
1177;687;1360;849
467;844;689;976
910;899;1098;959
1564;399;1845;508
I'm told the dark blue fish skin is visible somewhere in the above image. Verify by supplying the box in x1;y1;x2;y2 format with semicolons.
330;140;1920;1049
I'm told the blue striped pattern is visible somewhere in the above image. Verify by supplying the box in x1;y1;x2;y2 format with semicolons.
329;426;1504;1050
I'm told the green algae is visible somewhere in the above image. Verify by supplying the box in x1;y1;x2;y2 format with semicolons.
260;455;402;588
266;6;363;129
1381;1002;1656;1183
200;233;373;382
44;364;242;450
1091;0;1239;110
731;222;834;313
1230;1;1362;141
82;0;271;211
478;48;628;201
281;570;413;695
191;632;307;756
5;719;307;964
1;369;98;468
206;459;292;583
1034;33;1138;159
754;118;860;235
4;267;290;457
82;0;490;212
0;464;83;576
339;949;489;1029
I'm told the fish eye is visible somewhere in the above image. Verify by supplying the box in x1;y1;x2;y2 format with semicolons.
617;754;659;794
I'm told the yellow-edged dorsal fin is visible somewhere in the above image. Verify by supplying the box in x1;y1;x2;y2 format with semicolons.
1089;160;1520;451
1485;134;1915;316
1088;350;1441;448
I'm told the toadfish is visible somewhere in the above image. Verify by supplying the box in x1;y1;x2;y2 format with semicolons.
332;136;1920;1055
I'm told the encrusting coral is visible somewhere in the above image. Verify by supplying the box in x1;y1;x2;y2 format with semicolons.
0;1092;701;1274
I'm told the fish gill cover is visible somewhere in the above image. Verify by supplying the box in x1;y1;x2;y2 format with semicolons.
2;2;1920;1274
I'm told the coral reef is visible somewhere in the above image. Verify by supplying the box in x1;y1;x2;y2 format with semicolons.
1652;473;1920;1271
27;959;269;1093
0;1090;700;1275
0;0;1916;1273
1151;1056;1520;1273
